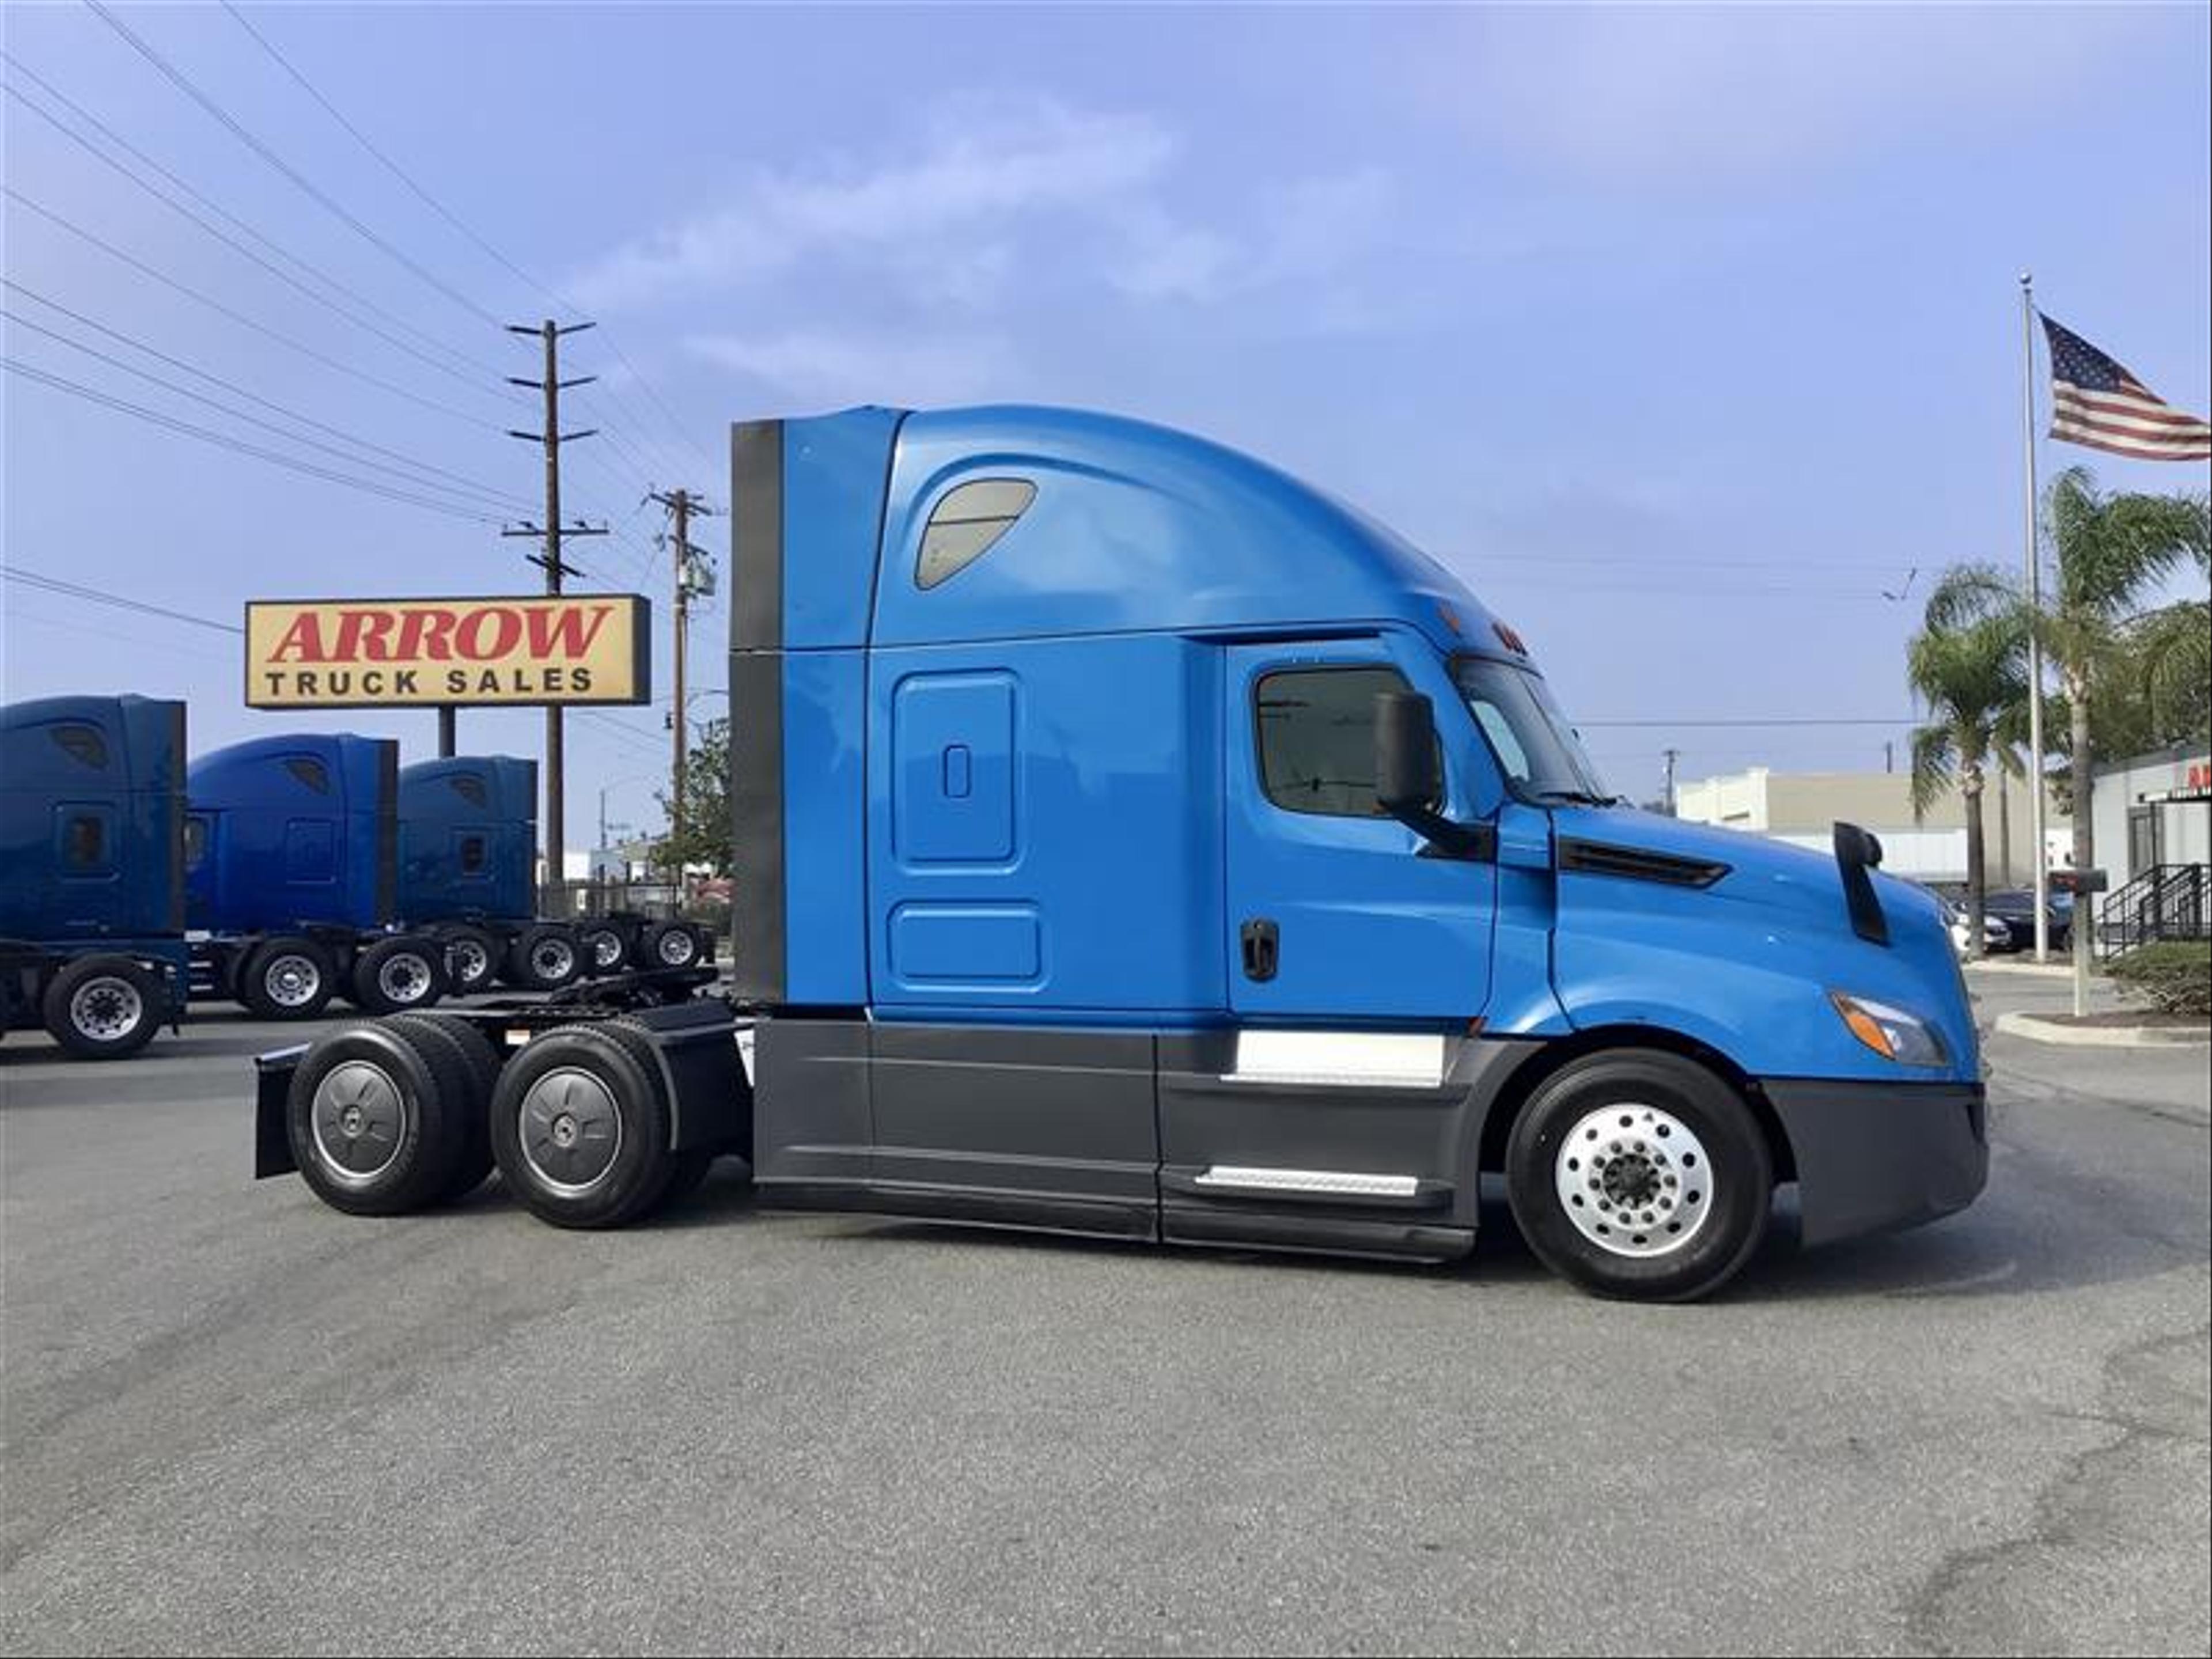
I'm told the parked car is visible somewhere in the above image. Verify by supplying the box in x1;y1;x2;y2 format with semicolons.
1946;903;2013;957
1984;888;2069;952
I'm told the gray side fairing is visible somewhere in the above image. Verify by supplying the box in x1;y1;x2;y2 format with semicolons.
749;1018;1545;1261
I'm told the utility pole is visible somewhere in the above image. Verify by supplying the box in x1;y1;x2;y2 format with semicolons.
650;487;717;874
1662;747;1681;816
502;319;605;899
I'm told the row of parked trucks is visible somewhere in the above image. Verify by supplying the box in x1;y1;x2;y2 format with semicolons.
0;699;710;1058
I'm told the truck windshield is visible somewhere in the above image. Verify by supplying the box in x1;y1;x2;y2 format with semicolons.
1452;657;1616;805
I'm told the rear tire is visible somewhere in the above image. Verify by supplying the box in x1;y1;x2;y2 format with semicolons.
240;936;336;1020
387;1012;502;1202
286;1021;468;1215
640;921;700;969
506;925;582;992
42;955;162;1060
350;937;446;1014
579;923;627;977
488;1024;676;1229
441;926;501;995
1504;1050;1774;1302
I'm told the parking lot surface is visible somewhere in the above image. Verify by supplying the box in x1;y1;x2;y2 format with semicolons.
3;978;2207;1656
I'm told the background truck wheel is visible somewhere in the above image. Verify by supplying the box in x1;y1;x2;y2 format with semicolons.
240;936;335;1020
1504;1050;1775;1303
488;1024;678;1229
579;923;627;976
387;1013;503;1202
286;1021;469;1215
41;955;162;1060
441;926;500;995
506;925;582;992
640;920;700;969
350;937;446;1014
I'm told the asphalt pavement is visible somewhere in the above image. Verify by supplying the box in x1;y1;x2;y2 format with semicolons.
2;979;2206;1656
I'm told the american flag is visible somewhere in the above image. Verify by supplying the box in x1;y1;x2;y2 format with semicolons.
2041;315;2212;462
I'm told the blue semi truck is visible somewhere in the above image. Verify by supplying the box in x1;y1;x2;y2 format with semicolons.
256;404;1986;1301
1;694;190;1058
187;733;457;1018
397;755;705;988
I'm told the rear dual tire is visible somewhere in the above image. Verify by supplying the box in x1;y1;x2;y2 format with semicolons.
349;937;446;1016
505;925;582;992
488;1022;703;1229
239;937;335;1021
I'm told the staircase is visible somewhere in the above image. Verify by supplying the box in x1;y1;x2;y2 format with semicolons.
2094;863;2211;958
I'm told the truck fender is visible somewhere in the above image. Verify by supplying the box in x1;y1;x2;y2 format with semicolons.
614;1002;754;1156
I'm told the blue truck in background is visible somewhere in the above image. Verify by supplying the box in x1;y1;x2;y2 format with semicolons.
187;734;454;1019
1;694;189;1058
256;404;1987;1301
397;755;706;990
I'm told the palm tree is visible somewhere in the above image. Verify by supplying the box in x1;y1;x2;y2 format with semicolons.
1908;615;2029;956
1926;469;2210;953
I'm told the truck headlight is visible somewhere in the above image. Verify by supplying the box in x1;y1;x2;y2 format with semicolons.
1828;991;1950;1067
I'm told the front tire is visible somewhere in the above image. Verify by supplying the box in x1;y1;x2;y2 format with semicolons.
41;955;162;1060
1505;1051;1774;1302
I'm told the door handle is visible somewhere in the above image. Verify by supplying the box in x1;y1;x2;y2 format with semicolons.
1240;918;1279;982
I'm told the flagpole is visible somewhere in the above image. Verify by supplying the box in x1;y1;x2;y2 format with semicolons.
2021;271;2051;963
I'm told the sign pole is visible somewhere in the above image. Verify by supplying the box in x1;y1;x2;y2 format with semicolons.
437;706;456;759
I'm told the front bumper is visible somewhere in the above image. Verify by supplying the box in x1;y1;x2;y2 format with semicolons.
1761;1077;1988;1247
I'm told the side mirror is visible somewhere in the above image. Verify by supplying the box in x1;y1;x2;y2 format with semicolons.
1375;691;1441;815
1374;690;1494;862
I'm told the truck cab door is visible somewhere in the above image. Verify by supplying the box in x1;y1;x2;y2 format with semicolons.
1222;638;1496;1022
1156;636;1502;1255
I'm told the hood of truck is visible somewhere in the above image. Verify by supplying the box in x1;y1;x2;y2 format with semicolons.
1542;805;1979;1084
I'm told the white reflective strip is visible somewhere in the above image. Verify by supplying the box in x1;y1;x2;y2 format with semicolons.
1227;1030;1446;1088
503;1029;532;1047
1195;1165;1420;1199
736;1027;756;1085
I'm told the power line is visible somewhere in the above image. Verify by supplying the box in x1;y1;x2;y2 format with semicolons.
215;1;713;477
4;357;503;522
4;306;528;516
3;563;244;634
1577;717;1915;729
85;0;504;329
1;55;517;395
4;184;507;430
4;282;535;514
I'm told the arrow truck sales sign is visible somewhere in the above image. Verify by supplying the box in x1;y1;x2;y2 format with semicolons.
245;594;650;709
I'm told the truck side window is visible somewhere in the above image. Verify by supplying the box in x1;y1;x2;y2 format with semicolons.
183;815;210;873
460;835;487;874
285;757;331;795
64;813;108;871
50;724;109;770
1253;666;1412;817
916;479;1035;590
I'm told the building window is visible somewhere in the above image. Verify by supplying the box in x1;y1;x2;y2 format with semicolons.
50;724;109;770
1253;666;1414;817
285;757;331;795
915;479;1035;590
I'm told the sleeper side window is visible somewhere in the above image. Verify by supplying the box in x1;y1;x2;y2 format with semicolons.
285;757;331;795
459;835;488;875
915;479;1036;590
50;724;109;770
1253;666;1415;818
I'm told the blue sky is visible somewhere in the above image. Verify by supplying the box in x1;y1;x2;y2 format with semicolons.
5;2;2208;832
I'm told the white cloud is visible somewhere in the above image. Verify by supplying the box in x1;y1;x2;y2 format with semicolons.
686;328;1020;408
573;94;1176;310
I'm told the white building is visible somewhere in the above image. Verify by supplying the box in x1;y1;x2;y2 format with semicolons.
2088;747;2211;891
1674;767;2067;888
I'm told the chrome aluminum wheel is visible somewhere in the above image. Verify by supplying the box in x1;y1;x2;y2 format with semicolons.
655;928;697;967
263;953;323;1009
1554;1103;1714;1259
531;938;576;982
70;976;143;1041
449;938;490;987
378;951;434;1006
